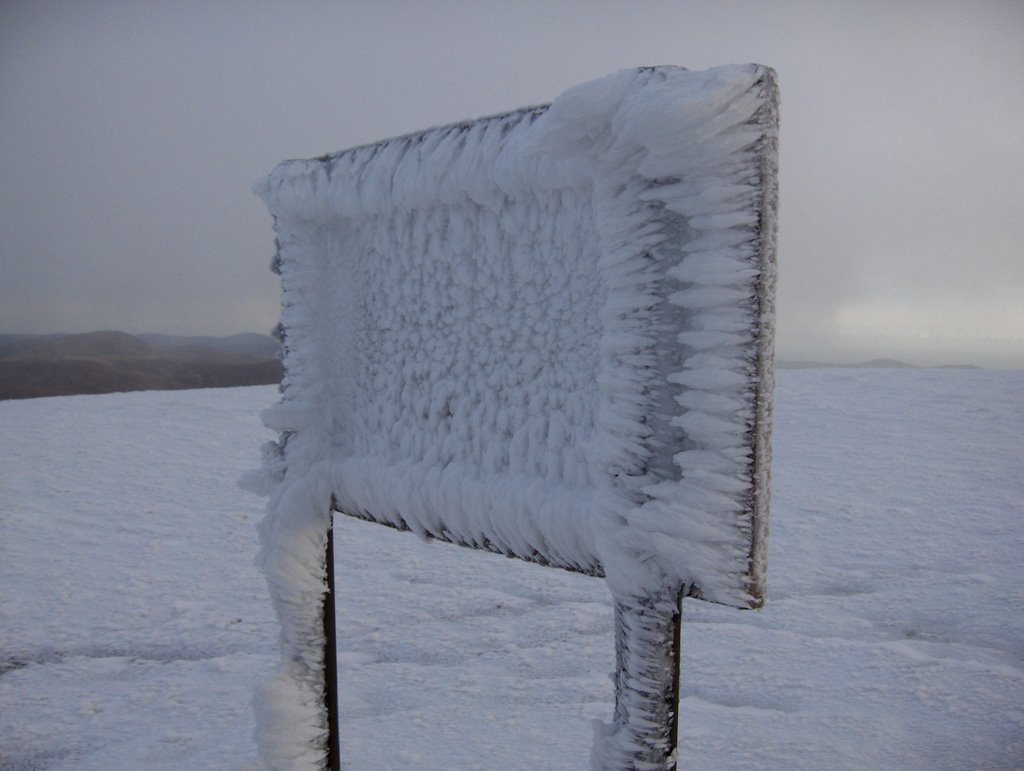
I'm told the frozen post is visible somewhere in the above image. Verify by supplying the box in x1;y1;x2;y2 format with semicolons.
248;64;778;769
598;587;686;769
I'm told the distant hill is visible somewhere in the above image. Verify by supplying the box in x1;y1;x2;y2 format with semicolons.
0;331;282;400
139;332;281;358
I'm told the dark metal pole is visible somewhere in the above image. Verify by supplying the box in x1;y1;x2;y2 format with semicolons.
669;587;684;771
323;520;340;771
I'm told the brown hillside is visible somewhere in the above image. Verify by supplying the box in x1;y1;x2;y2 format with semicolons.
0;332;283;400
10;330;155;360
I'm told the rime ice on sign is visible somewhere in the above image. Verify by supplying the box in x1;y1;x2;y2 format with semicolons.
250;64;778;769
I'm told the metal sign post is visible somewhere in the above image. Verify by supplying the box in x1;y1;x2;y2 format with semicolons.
323;521;340;771
603;587;686;769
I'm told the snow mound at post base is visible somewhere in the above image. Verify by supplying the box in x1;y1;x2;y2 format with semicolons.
251;64;777;769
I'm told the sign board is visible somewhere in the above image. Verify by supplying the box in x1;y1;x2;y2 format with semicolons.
250;64;778;769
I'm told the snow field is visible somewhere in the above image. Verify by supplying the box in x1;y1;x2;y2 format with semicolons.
2;369;1022;768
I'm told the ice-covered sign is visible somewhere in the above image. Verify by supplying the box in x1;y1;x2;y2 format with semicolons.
250;64;778;769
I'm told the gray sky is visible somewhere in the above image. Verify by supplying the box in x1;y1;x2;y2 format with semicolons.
2;1;1022;367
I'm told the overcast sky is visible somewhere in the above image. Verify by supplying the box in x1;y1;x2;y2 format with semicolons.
2;1;1021;367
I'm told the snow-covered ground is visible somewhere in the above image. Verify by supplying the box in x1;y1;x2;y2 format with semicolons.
2;369;1022;770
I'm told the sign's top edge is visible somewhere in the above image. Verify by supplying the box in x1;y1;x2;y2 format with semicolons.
302;103;551;166
271;64;772;170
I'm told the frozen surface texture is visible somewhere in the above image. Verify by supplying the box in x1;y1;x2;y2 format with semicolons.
252;64;778;767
